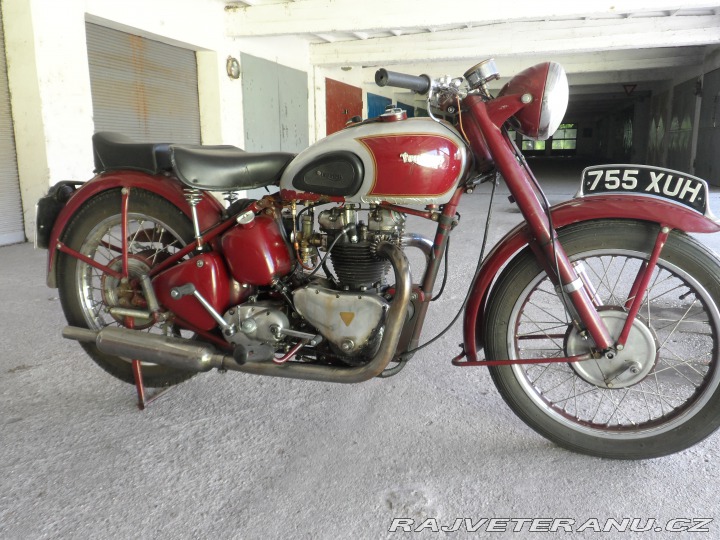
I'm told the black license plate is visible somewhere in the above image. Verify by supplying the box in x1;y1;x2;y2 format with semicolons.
580;165;709;214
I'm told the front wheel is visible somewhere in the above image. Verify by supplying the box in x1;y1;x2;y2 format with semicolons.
485;220;720;459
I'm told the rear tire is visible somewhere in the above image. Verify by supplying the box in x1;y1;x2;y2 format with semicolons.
485;220;720;459
58;189;197;387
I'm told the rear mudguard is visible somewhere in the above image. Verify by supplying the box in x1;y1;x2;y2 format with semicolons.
462;194;720;362
44;170;224;287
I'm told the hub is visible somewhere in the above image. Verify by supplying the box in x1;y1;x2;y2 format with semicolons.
565;307;658;389
101;255;154;329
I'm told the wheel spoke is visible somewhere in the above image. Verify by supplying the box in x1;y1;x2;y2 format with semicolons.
547;384;606;406
607;257;630;305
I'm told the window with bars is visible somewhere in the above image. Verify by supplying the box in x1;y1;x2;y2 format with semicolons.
522;137;546;152
551;123;577;153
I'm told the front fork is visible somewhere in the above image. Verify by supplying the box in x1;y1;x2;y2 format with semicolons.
529;234;613;352
522;186;671;355
469;98;668;357
545;225;669;356
616;225;670;348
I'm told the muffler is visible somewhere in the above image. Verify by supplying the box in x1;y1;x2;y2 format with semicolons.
62;326;233;372
63;242;411;383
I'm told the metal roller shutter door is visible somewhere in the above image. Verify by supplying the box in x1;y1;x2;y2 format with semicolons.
0;11;25;246
86;23;201;144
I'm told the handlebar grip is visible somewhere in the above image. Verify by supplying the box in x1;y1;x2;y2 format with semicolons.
375;69;431;94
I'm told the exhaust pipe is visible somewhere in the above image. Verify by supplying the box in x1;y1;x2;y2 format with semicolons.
63;326;230;372
63;242;411;384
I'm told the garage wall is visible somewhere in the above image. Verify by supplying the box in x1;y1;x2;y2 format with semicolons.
640;49;720;179
0;7;24;245
1;0;313;242
630;97;651;164
665;78;699;174
695;67;720;185
2;0;233;241
646;90;670;167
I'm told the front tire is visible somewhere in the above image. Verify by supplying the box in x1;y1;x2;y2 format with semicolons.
485;220;720;459
58;189;197;387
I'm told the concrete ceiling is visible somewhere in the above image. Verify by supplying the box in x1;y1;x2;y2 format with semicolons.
225;0;720;121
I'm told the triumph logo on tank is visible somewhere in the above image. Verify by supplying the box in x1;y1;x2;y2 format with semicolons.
399;152;446;170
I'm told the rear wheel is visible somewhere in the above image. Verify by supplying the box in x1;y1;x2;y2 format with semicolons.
485;220;720;459
58;189;197;387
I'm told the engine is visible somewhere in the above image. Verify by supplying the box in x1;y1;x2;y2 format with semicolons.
298;205;406;362
219;204;407;366
316;205;405;291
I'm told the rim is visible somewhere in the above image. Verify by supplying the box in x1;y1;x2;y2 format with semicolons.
508;247;720;439
75;212;189;352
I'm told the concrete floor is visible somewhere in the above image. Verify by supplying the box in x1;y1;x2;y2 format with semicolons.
2;159;720;539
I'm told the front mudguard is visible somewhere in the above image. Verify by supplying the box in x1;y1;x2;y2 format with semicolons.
43;170;224;287
462;194;720;362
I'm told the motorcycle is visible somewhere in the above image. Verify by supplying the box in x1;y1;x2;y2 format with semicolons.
36;58;720;459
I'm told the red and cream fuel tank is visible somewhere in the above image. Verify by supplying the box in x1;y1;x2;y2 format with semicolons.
279;115;470;205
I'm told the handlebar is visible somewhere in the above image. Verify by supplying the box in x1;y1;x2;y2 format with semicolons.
375;69;432;94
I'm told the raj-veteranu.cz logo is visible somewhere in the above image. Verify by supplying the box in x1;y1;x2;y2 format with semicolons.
388;517;713;533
